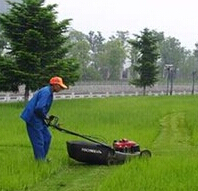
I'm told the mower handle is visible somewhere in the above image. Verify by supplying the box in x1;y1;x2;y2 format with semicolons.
48;116;114;151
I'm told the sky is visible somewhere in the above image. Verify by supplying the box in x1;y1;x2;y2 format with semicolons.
45;0;198;50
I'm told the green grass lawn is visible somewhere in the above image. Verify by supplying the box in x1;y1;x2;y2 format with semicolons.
1;95;198;191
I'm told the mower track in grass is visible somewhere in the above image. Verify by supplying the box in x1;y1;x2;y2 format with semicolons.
29;163;113;191
152;112;194;156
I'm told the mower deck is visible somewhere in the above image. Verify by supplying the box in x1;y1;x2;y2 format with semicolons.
66;140;151;165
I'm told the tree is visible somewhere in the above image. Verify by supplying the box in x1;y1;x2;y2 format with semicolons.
151;31;195;84
159;37;188;77
128;28;160;95
68;30;101;81
0;0;79;100
0;26;7;55
0;55;19;92
99;38;126;80
69;30;90;80
86;31;105;72
0;25;19;91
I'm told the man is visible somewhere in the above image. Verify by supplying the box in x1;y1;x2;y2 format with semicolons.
20;76;67;161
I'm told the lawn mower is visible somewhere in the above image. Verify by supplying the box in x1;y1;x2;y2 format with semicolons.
48;116;151;165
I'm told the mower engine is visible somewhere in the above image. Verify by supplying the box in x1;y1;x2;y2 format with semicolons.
113;138;140;153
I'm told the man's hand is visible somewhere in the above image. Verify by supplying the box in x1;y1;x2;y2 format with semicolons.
45;115;55;125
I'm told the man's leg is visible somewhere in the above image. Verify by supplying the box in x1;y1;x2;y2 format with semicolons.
42;125;52;158
26;123;45;160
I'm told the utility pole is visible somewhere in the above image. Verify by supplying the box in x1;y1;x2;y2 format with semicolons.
192;70;197;95
193;43;198;95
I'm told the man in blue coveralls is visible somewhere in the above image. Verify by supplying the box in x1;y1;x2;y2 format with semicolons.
20;76;67;161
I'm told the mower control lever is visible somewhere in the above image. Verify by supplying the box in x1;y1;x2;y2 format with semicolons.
47;115;59;127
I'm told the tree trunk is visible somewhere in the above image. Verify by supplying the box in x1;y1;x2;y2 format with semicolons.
24;85;29;101
170;70;173;95
143;86;146;96
192;71;196;95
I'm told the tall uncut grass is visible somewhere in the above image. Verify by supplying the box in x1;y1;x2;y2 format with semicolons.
1;95;198;190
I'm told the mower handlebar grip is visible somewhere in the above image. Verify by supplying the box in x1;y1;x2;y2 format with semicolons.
48;116;59;127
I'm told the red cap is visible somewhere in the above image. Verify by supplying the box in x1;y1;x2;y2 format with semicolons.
49;76;67;89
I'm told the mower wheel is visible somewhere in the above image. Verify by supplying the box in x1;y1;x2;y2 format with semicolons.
107;158;116;165
139;149;151;158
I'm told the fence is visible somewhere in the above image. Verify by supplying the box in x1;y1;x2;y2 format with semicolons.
0;83;197;103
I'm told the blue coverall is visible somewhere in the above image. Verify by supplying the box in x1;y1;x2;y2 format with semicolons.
20;85;53;160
